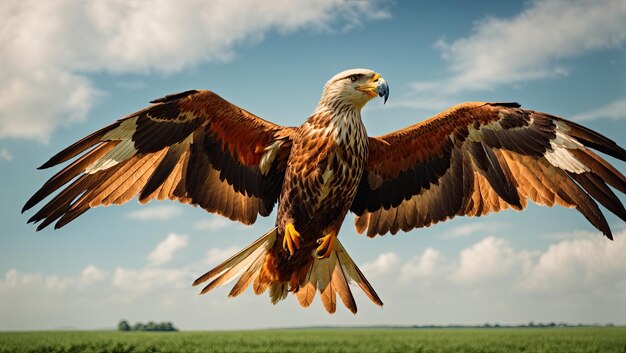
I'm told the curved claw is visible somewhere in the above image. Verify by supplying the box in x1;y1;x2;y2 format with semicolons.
283;223;301;256
316;231;337;259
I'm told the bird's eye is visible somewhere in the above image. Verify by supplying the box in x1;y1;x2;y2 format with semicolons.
349;75;358;83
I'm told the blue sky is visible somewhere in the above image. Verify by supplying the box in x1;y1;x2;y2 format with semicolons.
1;0;626;330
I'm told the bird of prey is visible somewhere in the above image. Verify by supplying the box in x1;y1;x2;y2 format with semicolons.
23;68;626;314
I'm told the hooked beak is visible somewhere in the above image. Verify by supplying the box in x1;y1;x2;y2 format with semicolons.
377;78;389;104
356;74;390;104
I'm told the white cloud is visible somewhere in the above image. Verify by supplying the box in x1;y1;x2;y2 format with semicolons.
0;0;388;142
572;98;626;121
379;232;626;297
112;266;190;296
361;252;400;278
1;230;626;330
522;234;626;292
79;265;107;286
0;264;195;330
452;236;525;282
147;233;189;266
400;0;626;108
400;248;444;281
126;205;181;221
443;221;504;239
393;232;626;297
0;269;51;290
0;265;107;292
0;148;13;161
193;217;233;231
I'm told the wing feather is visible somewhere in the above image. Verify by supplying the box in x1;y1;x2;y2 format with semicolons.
22;142;118;212
352;102;626;238
24;90;295;230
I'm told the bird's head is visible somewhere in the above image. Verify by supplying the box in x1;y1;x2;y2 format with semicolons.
320;68;389;109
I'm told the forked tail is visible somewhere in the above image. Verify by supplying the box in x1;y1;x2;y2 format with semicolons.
192;227;383;314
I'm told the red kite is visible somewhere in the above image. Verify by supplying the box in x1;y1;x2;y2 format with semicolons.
23;69;626;313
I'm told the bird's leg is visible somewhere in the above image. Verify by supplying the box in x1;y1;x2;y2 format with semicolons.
316;230;337;259
282;223;301;256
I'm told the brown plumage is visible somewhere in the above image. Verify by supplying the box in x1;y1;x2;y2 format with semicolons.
351;102;626;239
23;90;293;229
23;69;626;314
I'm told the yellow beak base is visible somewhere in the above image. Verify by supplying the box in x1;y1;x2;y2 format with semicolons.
356;73;382;98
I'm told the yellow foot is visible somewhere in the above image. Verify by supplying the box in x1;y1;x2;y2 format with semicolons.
282;223;301;256
316;231;336;259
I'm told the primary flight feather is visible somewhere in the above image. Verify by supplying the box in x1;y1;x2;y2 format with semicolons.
23;68;626;314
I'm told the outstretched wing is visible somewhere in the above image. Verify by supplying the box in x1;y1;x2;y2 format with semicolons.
351;102;626;238
24;90;295;230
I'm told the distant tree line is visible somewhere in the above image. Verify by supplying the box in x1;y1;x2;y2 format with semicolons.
118;320;178;332
407;322;615;329
480;322;614;328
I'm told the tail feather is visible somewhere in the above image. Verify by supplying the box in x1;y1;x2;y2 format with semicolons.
253;274;269;295
296;264;318;307
331;254;357;314
228;254;265;297
192;228;276;287
193;228;383;314
317;254;338;313
334;240;384;307
269;282;288;304
199;244;266;294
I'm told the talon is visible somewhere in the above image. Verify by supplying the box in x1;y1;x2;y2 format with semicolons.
283;223;301;256
316;231;336;259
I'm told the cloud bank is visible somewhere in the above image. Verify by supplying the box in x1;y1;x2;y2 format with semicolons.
126;205;182;221
0;0;388;142
2;229;624;330
398;0;626;110
147;233;188;266
573;98;626;122
362;232;626;298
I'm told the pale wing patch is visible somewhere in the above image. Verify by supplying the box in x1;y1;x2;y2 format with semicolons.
544;147;590;173
103;117;137;140
85;139;137;174
544;126;589;174
259;140;283;175
469;116;588;174
88;117;140;174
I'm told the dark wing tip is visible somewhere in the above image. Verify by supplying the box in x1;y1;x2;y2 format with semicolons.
192;273;209;287
35;222;48;232
23;201;41;216
608;142;626;162
38;154;67;169
561;119;626;162
491;102;521;108
149;90;199;104
22;189;50;214
509;195;523;210
37;162;53;170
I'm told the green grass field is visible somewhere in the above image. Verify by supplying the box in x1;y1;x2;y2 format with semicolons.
1;327;625;353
